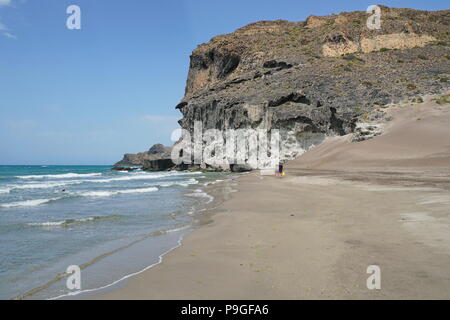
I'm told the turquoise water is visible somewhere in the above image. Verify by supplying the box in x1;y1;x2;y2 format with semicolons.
0;165;226;299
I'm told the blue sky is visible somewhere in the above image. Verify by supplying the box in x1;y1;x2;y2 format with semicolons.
0;0;448;165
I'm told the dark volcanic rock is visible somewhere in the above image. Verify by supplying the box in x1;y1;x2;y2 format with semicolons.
230;164;253;172
111;166;139;172
142;158;175;171
148;144;167;154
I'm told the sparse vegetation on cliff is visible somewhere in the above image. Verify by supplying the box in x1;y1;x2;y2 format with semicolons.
434;94;450;105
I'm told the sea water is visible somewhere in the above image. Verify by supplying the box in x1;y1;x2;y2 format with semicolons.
0;165;229;299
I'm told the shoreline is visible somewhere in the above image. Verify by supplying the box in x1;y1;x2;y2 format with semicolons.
4;171;236;300
19;223;193;300
93;97;450;299
46;174;240;300
50;228;190;300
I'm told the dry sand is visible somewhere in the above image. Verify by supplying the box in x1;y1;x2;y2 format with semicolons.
95;96;450;299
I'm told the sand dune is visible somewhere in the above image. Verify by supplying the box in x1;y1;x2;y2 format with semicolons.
289;96;450;171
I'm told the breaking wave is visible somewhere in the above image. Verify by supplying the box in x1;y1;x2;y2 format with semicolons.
0;198;60;208
27;215;123;227
75;187;158;198
156;178;199;188
17;173;102;180
0;188;11;194
186;189;214;203
10;181;82;190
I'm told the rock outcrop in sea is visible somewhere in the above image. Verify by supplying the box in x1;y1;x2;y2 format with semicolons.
114;144;173;169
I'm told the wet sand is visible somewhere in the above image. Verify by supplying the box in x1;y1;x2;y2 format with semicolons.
95;96;450;299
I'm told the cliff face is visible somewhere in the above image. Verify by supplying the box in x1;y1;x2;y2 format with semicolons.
175;6;450;169
114;144;172;167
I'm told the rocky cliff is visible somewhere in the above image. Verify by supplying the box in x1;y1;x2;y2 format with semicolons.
174;6;450;170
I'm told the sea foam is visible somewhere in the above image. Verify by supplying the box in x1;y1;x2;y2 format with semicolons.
10;181;82;190
186;189;214;203
76;187;158;198
156;178;199;188
17;173;102;179
27;215;122;227
0;198;59;208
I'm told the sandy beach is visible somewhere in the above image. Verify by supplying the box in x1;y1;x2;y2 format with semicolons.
95;96;450;299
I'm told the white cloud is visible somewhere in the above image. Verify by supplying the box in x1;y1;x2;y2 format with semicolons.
3;31;16;39
0;1;18;39
0;0;11;7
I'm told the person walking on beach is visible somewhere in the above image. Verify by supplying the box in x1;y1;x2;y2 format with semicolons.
278;163;284;177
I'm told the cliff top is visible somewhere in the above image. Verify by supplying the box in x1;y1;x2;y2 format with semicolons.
184;6;449;97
